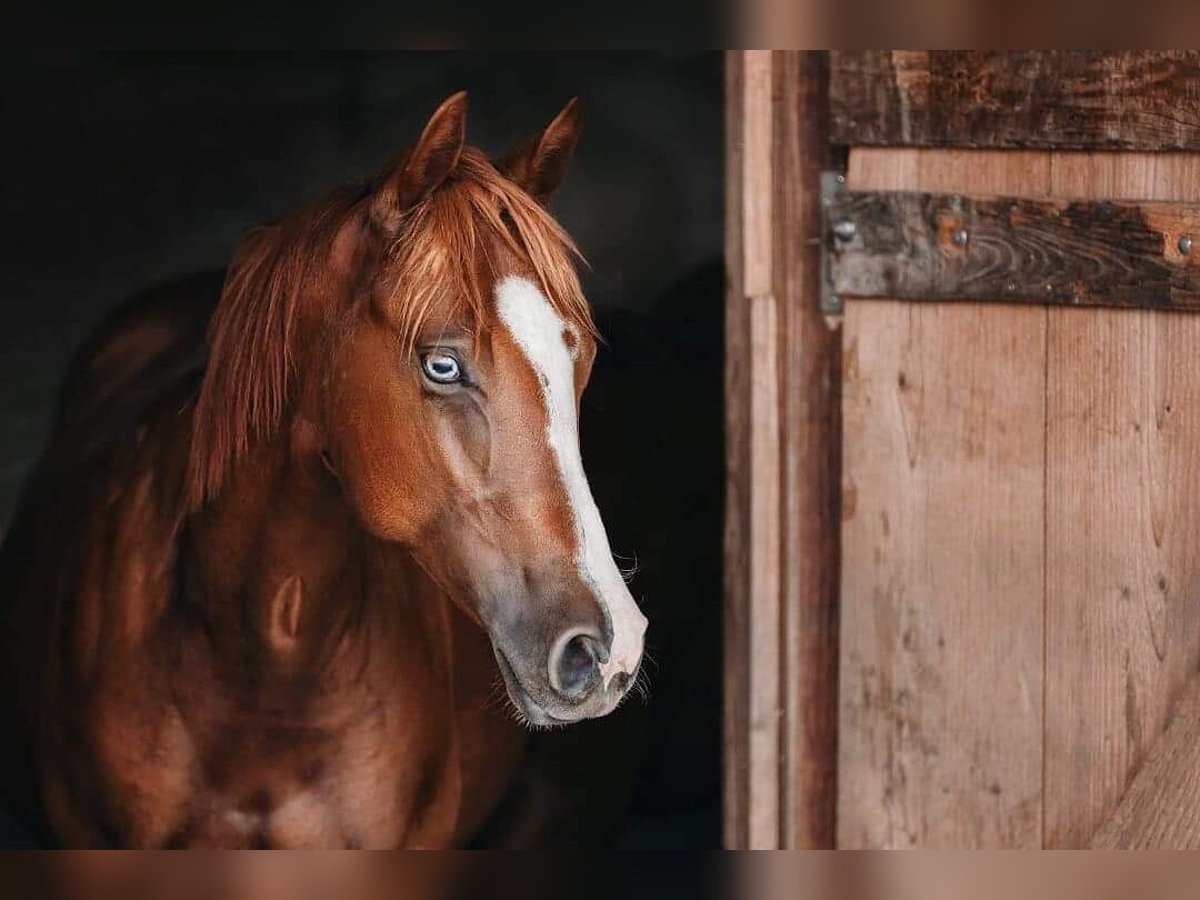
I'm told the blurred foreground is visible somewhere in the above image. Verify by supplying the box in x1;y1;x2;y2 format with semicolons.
7;852;1200;900
6;853;726;900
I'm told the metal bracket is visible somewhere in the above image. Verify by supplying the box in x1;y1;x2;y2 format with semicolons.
819;170;848;315
819;185;1200;312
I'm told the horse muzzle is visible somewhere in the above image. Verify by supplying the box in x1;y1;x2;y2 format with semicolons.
493;621;643;728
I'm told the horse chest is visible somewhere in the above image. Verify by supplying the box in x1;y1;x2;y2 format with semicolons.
45;485;524;847
194;743;440;850
181;679;471;847
193;721;429;847
55;629;462;848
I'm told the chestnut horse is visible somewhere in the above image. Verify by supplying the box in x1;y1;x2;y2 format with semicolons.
0;93;647;848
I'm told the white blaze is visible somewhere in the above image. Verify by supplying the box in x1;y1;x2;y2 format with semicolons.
495;276;647;687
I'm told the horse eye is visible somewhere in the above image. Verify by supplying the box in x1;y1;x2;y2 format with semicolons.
421;352;462;385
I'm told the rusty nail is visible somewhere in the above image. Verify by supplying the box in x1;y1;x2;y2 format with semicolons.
951;228;969;247
832;219;858;242
1180;234;1193;255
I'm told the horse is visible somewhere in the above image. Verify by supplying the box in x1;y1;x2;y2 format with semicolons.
0;92;648;849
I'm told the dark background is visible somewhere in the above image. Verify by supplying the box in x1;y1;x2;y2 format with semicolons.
0;52;724;850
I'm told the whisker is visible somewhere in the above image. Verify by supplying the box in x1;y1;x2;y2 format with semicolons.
480;673;510;715
632;664;653;704
611;551;641;583
639;644;661;673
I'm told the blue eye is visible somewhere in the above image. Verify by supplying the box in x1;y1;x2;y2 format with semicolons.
422;352;462;384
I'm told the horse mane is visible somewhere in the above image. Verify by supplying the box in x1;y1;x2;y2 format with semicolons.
187;147;593;510
382;148;594;353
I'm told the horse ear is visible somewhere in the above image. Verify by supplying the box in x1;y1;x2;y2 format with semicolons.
499;97;581;203
373;91;468;227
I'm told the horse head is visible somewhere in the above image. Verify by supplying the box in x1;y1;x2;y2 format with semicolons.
189;93;647;727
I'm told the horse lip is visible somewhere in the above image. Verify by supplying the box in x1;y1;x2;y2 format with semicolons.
493;647;566;727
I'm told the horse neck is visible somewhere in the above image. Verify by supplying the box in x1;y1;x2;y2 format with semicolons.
175;414;521;843
181;418;438;675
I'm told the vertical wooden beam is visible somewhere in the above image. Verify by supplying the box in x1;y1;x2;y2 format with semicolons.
724;50;840;849
744;53;779;849
724;47;775;851
776;51;840;850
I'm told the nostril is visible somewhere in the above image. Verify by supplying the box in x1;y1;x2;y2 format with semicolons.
552;633;601;700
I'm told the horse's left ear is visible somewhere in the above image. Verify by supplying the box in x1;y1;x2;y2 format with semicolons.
498;98;581;203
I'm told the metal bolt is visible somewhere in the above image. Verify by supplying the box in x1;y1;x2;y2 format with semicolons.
1180;234;1193;255
951;228;969;247
832;219;858;242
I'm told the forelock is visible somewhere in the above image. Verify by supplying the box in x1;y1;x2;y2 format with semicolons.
382;147;595;353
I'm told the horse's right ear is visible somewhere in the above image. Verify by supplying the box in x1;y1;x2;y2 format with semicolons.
372;91;468;229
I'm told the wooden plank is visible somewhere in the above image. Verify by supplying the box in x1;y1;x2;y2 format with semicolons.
830;52;1200;151
1044;153;1200;848
725;50;841;849
827;190;1200;310
724;49;782;851
838;149;1048;848
775;50;840;850
1090;671;1200;848
741;50;781;853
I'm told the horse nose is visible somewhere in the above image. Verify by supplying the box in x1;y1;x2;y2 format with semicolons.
549;629;605;701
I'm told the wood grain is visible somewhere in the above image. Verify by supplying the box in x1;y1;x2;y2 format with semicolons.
725;51;841;849
724;49;783;851
1090;671;1200;848
1044;153;1200;848
827;190;1200;310
838;149;1048;848
775;50;840;850
830;52;1200;151
742;50;781;853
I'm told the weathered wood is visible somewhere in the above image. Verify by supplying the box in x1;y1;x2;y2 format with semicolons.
837;149;1048;848
1086;669;1200;849
725;50;841;850
725;49;783;851
830;52;1200;151
775;50;840;850
1090;671;1200;848
742;51;781;853
827;189;1200;310
1044;153;1200;848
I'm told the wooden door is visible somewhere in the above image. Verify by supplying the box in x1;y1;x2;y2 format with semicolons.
726;50;1200;849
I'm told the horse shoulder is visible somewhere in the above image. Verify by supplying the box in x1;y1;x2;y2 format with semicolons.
42;401;199;846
